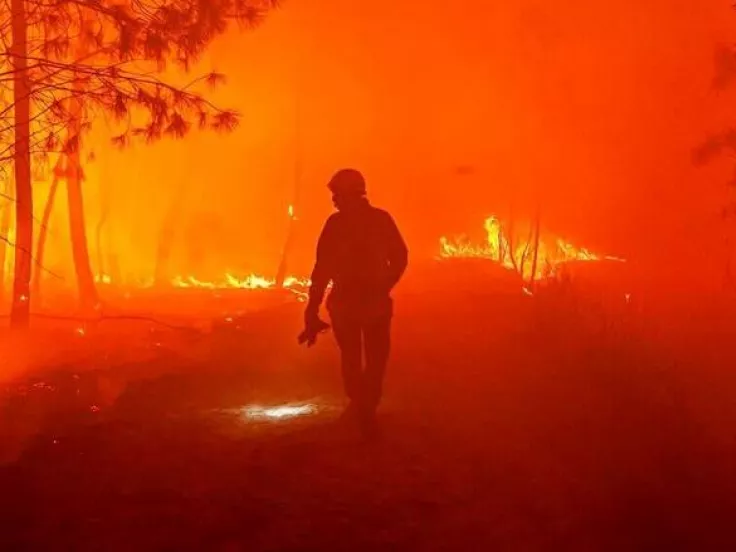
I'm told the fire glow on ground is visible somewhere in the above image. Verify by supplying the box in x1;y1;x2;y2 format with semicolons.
232;403;321;422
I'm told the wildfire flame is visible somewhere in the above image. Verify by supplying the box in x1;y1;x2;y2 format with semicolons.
170;273;311;301
157;207;305;296
95;273;112;285
50;214;623;304
440;215;624;281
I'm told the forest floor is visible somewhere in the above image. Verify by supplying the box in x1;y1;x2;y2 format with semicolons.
1;282;735;551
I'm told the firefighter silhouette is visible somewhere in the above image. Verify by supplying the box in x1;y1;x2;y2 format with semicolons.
300;169;408;436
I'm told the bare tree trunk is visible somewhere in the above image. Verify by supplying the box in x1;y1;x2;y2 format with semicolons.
33;166;62;303
154;215;176;286
108;251;121;284
10;0;33;329
154;187;187;286
67;138;99;312
99;157;121;284
518;226;534;280
65;25;99;312
0;191;12;305
275;208;296;287
506;208;519;273
95;204;108;280
95;153;112;282
275;88;302;288
529;209;542;286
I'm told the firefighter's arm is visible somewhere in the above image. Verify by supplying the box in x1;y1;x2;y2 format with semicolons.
385;213;409;289
299;219;334;347
305;217;335;322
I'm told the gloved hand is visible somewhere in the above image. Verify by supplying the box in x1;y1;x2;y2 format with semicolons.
298;314;330;347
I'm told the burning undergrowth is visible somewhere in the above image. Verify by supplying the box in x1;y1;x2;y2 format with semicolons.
0;213;630;338
87;214;626;299
439;215;625;284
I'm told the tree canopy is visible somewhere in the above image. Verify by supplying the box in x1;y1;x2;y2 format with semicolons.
0;0;278;327
0;0;278;169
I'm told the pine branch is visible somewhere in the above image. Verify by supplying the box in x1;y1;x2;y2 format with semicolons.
0;0;279;161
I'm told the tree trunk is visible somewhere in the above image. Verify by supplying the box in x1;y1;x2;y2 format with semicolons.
276;91;302;288
275;210;296;287
95;153;113;283
99;157;122;284
154;216;176;286
65;25;99;311
108;251;121;285
0;192;12;305
506;209;519;273
529;209;542;287
67;140;99;312
95;214;106;281
518;226;533;280
10;0;33;329
33;168;62;303
154;187;187;286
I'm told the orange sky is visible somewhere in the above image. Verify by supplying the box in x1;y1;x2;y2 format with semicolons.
37;0;736;289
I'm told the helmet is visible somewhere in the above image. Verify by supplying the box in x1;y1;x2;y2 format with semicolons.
327;169;366;196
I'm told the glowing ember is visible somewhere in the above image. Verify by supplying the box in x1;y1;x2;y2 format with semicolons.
95;274;112;285
242;403;317;420
440;215;624;281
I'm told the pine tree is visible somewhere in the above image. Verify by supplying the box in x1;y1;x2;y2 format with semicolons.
1;0;278;326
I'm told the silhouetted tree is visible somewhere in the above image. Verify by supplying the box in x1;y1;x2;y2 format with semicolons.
694;44;736;201
154;180;189;286
694;42;736;286
0;175;13;302
2;0;278;326
32;156;63;303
